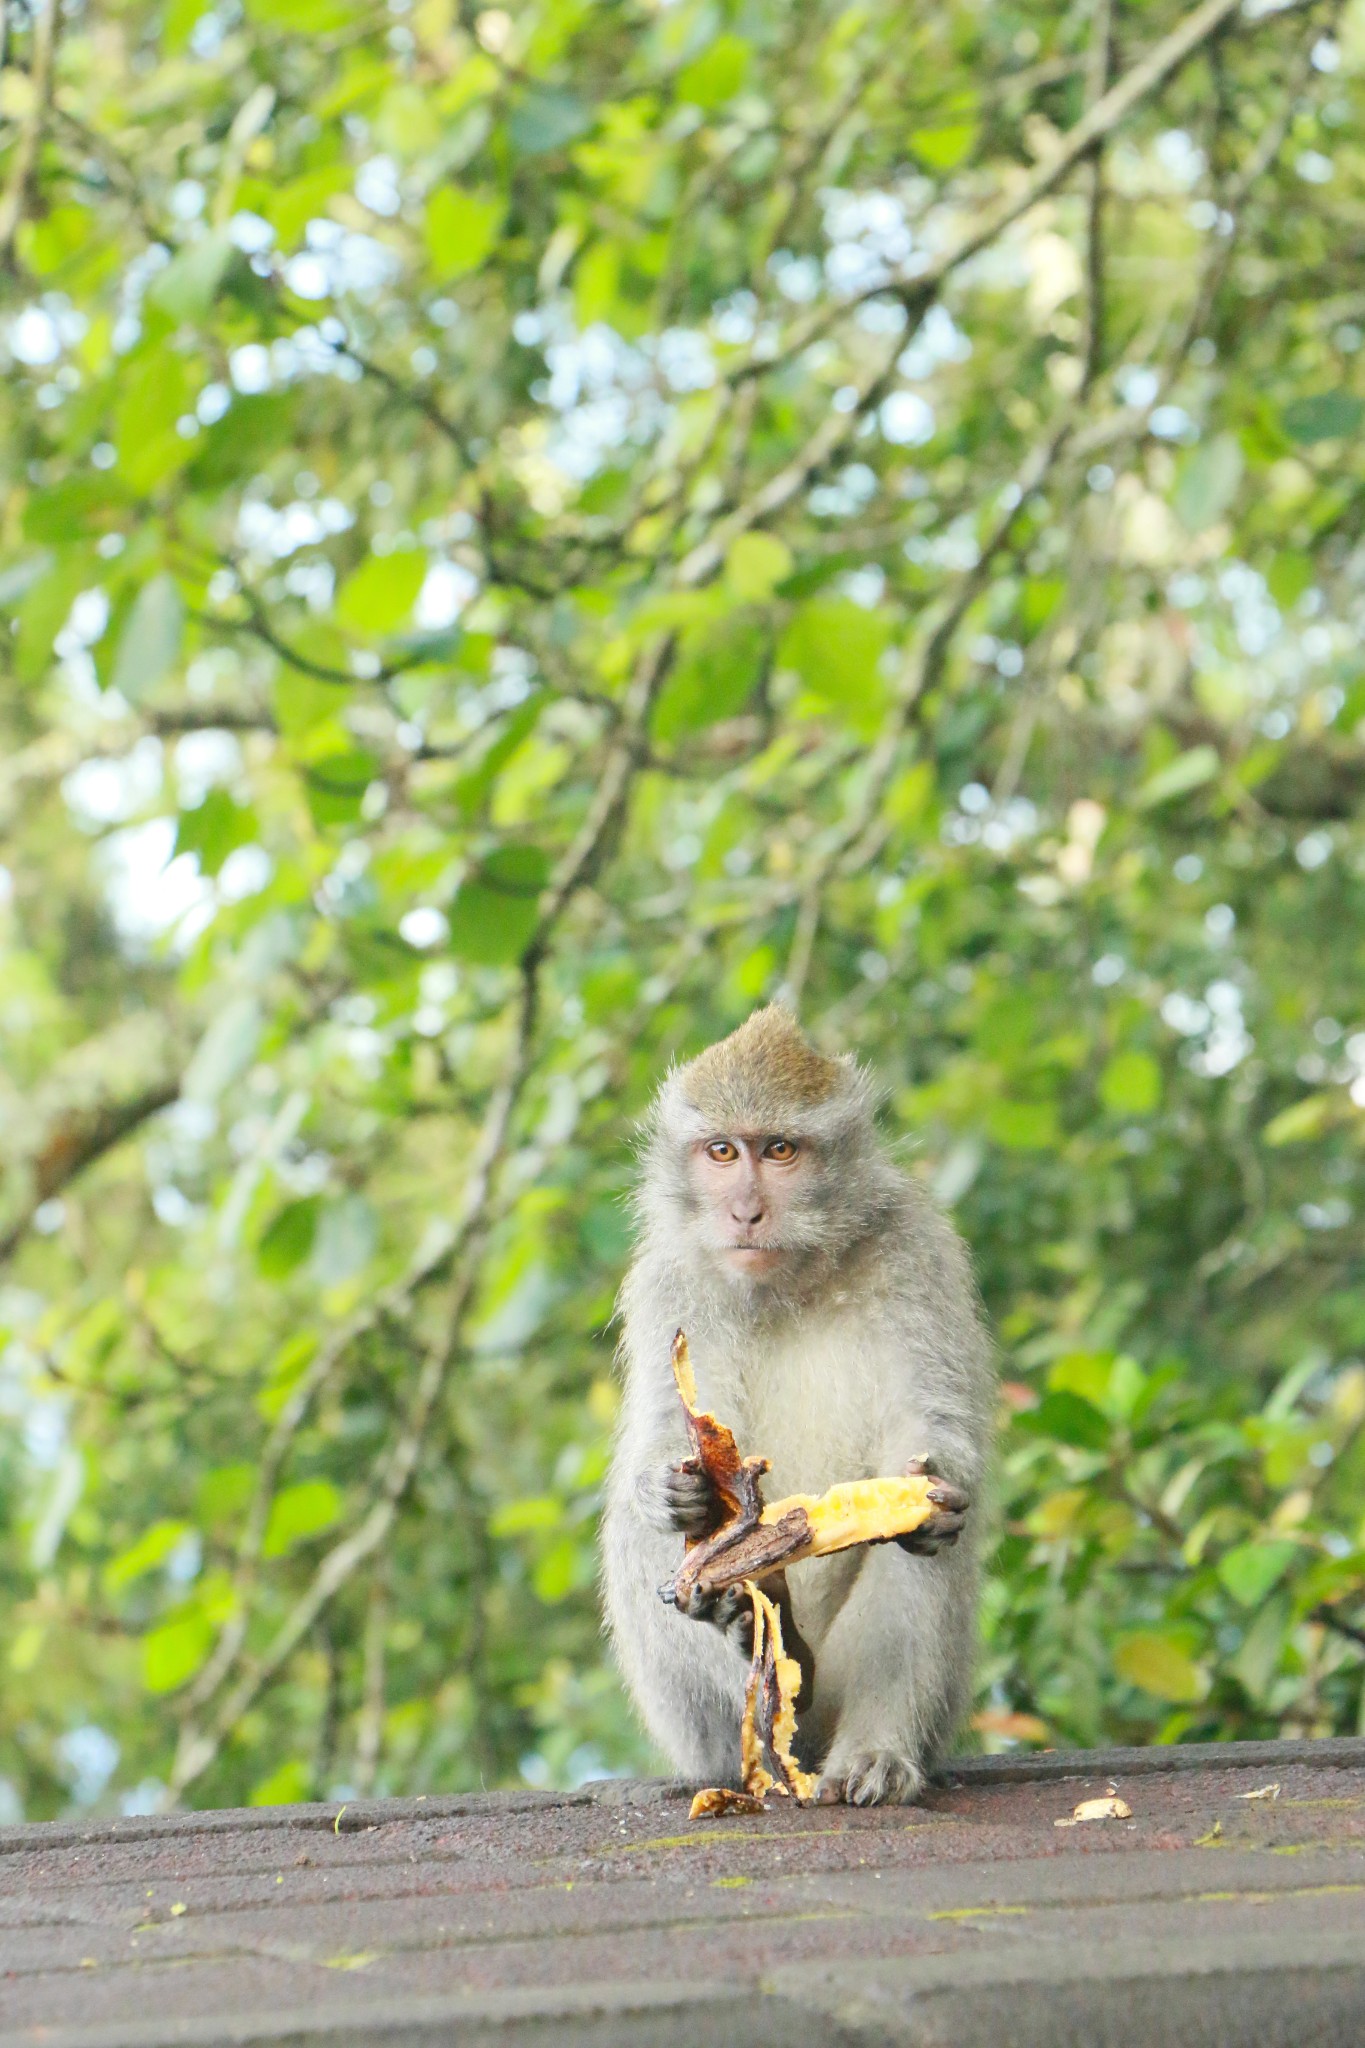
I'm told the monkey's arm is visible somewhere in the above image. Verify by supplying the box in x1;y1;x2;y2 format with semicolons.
601;1341;751;1780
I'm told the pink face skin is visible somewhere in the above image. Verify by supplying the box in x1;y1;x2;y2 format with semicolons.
690;1134;807;1278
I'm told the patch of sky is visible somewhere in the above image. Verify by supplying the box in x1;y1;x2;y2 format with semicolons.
236;492;353;561
809;460;878;518
417;559;478;630
1154;129;1207;190
96;817;214;948
63;737;164;831
880;389;935;445
712;290;757;345
1217;562;1280;657
58;1726;120;1808
1115;364;1160;409
355;154;402;217
653;326;715;393
896;304;971;381
1149;404;1194;441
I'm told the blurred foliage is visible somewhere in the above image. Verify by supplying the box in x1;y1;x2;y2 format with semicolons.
3;0;1365;1821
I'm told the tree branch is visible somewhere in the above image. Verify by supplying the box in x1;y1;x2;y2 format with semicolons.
0;0;57;258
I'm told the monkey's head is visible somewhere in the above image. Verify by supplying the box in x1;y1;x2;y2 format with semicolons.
638;1006;889;1297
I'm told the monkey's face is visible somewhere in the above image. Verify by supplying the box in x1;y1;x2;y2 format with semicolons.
687;1134;816;1283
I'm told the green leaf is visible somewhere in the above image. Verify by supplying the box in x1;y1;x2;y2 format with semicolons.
310;1194;377;1284
148;232;235;322
113;352;195;494
1262;1093;1335;1146
1218;1540;1299;1608
23;477;123;544
266;164;351;250
986;1100;1058;1151
489;1496;561;1537
110;575;184;701
653;618;766;741
531;1535;582;1603
1099;1051;1162;1116
1282;393;1363;446
914;121;976;171
1135;745;1219;809
447;845;548;964
249;1759;312;1806
778;599;889;724
1114;1632;1207;1704
677;34;749;109
106;1520;191;1593
181;996;264;1102
143;1610;215;1694
1016;1390;1112;1451
173;790;257;876
508;88;590;154
725;532;793;602
1266;551;1313;611
13;549;86;683
335;550;426;636
257;1197;320;1279
306;747;380;828
262;1480;345;1559
1172;434;1243;532
424;186;505;276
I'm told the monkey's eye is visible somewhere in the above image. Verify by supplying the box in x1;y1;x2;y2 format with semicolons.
763;1138;799;1163
705;1139;739;1163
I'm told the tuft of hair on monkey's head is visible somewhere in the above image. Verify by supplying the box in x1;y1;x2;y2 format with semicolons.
673;1005;850;1132
636;1007;890;1264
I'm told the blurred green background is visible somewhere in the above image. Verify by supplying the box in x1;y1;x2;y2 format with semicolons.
2;0;1365;1820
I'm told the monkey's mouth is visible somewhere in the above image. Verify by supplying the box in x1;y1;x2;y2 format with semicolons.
720;1242;785;1271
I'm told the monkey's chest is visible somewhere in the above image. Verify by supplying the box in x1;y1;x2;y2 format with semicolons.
741;1379;872;1652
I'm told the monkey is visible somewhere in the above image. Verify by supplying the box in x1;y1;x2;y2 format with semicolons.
601;1005;994;1806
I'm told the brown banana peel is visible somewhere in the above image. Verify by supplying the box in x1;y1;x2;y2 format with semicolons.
665;1330;965;1819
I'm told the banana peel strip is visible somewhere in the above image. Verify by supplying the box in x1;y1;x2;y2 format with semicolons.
666;1330;956;1820
739;1581;817;1806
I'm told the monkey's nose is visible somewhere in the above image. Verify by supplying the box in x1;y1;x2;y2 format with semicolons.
731;1199;765;1227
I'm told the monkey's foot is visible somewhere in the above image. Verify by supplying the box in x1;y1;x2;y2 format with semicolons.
816;1751;924;1807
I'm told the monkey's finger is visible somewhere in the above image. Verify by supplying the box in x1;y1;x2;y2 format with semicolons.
727;1606;756;1658
896;1509;968;1553
926;1479;969;1515
680;1580;738;1623
662;1468;721;1536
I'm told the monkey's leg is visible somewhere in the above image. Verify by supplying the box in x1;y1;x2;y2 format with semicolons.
601;1489;749;1782
810;1538;978;1807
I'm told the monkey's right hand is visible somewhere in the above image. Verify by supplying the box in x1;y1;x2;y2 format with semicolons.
678;1580;756;1658
635;1460;722;1538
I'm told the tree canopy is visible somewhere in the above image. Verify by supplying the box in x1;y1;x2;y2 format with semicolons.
2;0;1364;1817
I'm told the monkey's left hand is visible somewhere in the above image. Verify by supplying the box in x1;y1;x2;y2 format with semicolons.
894;1456;969;1554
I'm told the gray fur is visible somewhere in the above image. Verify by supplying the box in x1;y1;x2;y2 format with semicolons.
600;1021;995;1802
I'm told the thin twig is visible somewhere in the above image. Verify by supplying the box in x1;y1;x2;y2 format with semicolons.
0;0;57;257
1081;0;1114;394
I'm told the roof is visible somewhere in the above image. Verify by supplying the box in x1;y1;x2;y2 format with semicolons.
2;1737;1363;2046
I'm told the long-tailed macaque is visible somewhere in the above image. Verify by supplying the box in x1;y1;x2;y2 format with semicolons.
601;1007;994;1805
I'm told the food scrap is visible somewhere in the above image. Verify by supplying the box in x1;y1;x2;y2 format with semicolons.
688;1787;766;1819
1054;1794;1133;1827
